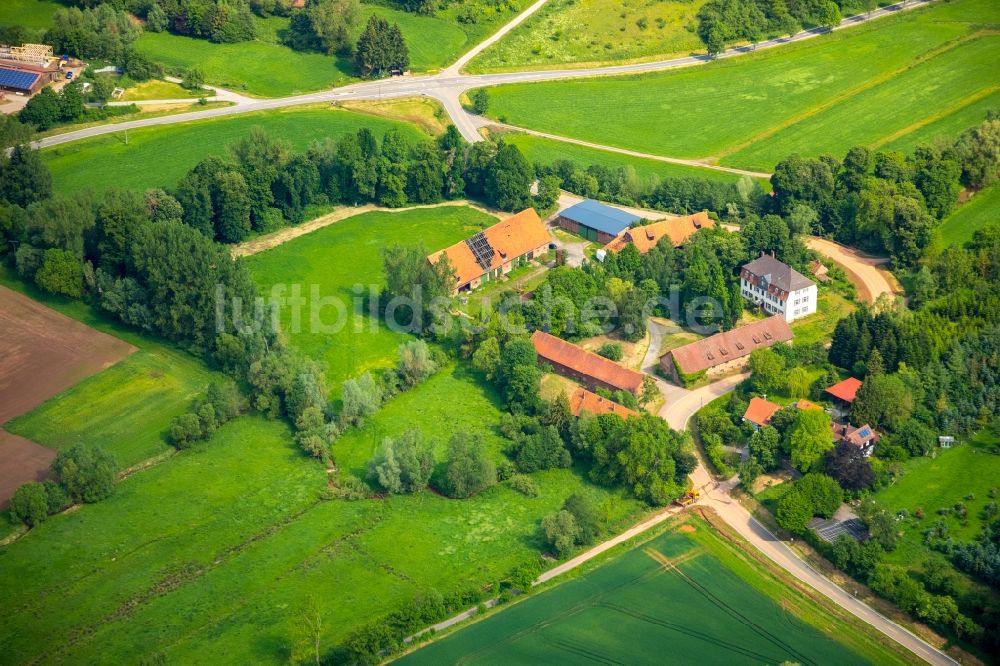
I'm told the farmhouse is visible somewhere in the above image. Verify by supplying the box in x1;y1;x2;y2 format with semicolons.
428;208;551;294
832;422;880;456
556;199;640;244
659;315;794;385
568;386;638;419
743;396;781;429
604;212;715;254
531;330;645;396
740;252;817;322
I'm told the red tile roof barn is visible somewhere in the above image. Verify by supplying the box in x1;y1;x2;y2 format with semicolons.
531;331;645;394
604;212;714;254
663;315;793;376
428;209;550;289
568;387;638;419
825;377;863;404
743;397;781;427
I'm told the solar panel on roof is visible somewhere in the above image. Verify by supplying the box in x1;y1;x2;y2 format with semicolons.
858;426;872;438
465;232;494;270
0;67;40;91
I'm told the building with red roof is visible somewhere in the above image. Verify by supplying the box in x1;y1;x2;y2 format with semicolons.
568;387;638;419
604;212;714;254
532;331;645;396
742;397;781;429
825;377;863;405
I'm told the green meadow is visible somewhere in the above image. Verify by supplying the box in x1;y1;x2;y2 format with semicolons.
0;0;61;35
245;205;497;390
0;371;642;664
468;0;709;73
936;183;1000;248
480;0;1000;170
401;516;912;665
43;107;428;194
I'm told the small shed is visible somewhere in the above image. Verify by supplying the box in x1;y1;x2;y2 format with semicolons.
938;435;955;448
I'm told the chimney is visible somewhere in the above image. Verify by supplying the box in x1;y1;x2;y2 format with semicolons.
771;250;775;257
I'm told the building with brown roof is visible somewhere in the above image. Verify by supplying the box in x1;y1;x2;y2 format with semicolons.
659;315;794;385
604;212;714;254
743;397;781;429
568;386;638;419
531;330;645;396
740;252;817;322
832;422;879;456
428;209;551;294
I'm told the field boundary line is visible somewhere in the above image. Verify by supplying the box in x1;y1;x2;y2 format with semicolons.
712;29;992;162
871;83;1000;149
488;123;773;178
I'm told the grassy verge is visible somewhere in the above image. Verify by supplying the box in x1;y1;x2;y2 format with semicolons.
35;101;232;140
120;79;195;101
43;105;429;194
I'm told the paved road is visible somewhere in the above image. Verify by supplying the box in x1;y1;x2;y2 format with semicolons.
30;0;934;148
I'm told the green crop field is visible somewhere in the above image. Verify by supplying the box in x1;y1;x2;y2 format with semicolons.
936;183;1000;248
400;516;913;665
245;206;497;389
480;0;1000;171
43;106;428;195
467;0;708;73
502;132;752;184
0;367;641;663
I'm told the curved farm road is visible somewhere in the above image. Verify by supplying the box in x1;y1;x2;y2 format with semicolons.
806;236;902;303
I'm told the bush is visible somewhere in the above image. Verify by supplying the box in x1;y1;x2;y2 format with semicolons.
51;443;117;504
597;342;622;361
367;429;434;494
508;474;539;497
541;510;580;557
470;88;489;115
440;432;496;499
8;482;49;527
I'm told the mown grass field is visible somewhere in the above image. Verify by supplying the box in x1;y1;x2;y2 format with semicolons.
43;106;428;194
790;289;855;347
502;132;753;184
0;0;61;34
400;515;913;665
468;0;708;73
245;206;497;389
936;183;1000;248
119;79;196;101
480;0;1000;171
0;267;223;470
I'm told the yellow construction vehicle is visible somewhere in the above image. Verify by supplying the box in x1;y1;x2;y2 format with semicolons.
675;490;699;507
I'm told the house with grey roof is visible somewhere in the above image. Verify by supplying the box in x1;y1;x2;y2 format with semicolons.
739;252;817;322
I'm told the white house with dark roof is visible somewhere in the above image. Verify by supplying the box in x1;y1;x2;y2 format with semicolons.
740;252;817;322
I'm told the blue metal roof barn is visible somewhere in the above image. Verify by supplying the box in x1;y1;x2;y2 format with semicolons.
559;199;640;237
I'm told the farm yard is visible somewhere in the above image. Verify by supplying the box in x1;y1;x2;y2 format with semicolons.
244;206;499;390
399;515;913;665
479;0;1000;171
467;0;709;72
42;106;429;195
